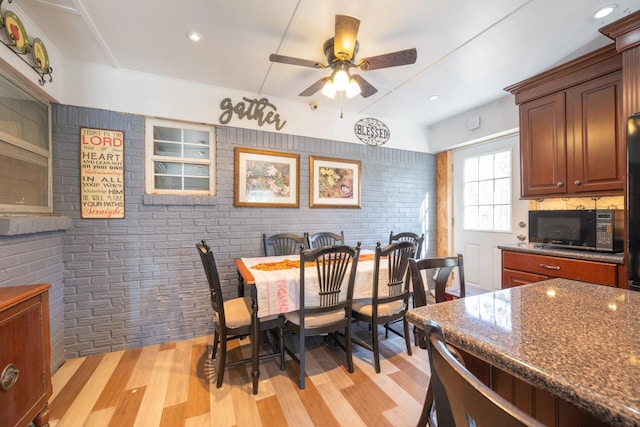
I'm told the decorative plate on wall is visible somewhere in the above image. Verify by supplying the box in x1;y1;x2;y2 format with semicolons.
32;38;50;73
3;10;29;54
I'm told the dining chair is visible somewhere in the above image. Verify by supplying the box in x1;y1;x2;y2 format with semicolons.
263;232;308;256
281;242;361;390
419;320;544;427
389;230;425;258
351;240;416;373
196;240;282;394
409;254;464;349
307;230;345;249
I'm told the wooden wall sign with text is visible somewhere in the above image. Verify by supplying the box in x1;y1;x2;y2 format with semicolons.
80;128;125;218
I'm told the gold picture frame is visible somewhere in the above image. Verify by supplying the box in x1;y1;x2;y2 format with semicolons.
234;147;300;207
310;156;361;208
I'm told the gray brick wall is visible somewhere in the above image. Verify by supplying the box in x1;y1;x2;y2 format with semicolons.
49;103;436;358
0;232;66;371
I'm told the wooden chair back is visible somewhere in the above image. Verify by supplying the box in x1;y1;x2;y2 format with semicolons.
424;320;544;427
389;231;425;258
196;240;226;330
263;232;308;256
307;231;345;249
409;254;465;307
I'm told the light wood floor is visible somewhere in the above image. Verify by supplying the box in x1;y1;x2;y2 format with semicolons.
48;323;431;427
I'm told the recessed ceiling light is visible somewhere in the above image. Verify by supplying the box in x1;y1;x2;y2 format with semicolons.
428;95;439;101
187;31;203;42
594;4;616;19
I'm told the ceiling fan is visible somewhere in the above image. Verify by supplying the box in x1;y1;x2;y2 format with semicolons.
269;14;417;99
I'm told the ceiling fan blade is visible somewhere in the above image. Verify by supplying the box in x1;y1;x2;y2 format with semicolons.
269;54;325;69
358;48;417;71
299;77;329;96
351;74;378;98
334;14;360;60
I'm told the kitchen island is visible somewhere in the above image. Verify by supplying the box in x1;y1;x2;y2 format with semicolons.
406;279;640;426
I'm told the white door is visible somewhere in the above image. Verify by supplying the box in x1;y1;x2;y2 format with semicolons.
453;133;529;290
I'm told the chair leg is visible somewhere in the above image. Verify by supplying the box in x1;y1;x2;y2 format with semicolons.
417;381;434;427
212;330;220;360
344;325;354;373
298;331;306;390
216;338;227;388
403;318;413;356
372;322;381;374
279;325;286;371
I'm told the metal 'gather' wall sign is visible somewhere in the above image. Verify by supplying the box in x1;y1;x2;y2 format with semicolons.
354;117;390;146
219;96;287;130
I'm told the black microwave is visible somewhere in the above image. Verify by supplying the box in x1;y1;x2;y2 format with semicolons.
528;209;623;252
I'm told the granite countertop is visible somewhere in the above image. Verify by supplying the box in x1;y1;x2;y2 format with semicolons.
498;242;625;264
406;279;640;426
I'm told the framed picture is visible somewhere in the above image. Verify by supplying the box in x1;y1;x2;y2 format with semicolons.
310;156;361;208
234;147;299;207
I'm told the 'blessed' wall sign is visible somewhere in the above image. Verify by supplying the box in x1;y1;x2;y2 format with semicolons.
354;117;390;146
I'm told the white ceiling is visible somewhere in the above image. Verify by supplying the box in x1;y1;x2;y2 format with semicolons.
13;0;640;127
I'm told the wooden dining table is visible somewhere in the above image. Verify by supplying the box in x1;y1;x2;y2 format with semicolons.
234;250;382;391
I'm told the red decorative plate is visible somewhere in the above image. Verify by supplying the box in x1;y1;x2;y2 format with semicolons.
3;10;29;54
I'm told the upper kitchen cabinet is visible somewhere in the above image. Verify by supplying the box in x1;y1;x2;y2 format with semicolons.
506;44;624;199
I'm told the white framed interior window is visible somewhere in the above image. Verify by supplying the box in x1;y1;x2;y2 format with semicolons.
463;149;511;232
145;118;215;195
0;73;51;214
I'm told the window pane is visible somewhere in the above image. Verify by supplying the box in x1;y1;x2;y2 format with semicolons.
464;157;478;182
494;205;511;231
155;175;182;190
0;150;47;206
494;151;511;178
464;206;478;229
184;177;209;191
184;129;209;145
154;141;181;157
184;163;209;177
478;180;493;205
0;75;48;150
494;177;511;204
478;206;494;230
154;126;181;142
478;154;494;180
183;145;209;159
154;162;182;175
464;182;478;205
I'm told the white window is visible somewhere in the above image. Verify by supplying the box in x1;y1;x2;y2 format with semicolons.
145;118;215;195
463;149;511;232
0;73;51;214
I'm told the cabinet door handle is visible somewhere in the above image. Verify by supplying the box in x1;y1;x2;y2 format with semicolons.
1;363;19;391
556;181;564;187
574;180;582;185
540;263;561;270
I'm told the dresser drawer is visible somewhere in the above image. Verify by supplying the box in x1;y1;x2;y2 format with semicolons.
502;251;617;286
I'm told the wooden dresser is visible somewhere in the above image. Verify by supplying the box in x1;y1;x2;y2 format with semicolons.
0;284;52;427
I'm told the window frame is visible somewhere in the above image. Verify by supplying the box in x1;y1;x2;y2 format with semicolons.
462;148;512;233
144;118;216;196
0;77;52;215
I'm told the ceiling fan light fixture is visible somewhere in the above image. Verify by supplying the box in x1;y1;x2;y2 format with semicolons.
333;69;350;91
321;80;337;99
186;31;203;42
346;78;361;98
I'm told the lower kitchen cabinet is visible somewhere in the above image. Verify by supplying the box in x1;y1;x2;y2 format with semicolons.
0;283;52;427
502;250;618;288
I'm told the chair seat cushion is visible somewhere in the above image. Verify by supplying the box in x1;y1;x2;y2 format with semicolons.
285;308;345;328
352;299;406;317
220;296;252;328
